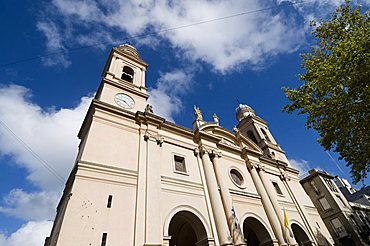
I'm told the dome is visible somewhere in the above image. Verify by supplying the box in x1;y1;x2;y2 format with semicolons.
116;44;140;59
236;103;255;121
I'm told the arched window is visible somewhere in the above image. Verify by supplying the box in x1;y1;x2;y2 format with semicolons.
260;128;271;142
121;66;134;82
247;130;258;144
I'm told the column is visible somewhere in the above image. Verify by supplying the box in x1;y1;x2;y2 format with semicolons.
280;172;317;246
200;146;233;246
258;167;297;245
195;148;219;246
211;151;246;246
243;157;286;245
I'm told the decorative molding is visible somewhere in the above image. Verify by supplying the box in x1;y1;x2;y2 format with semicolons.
143;130;164;146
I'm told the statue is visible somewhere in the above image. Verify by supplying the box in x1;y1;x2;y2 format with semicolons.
213;113;219;123
194;105;203;121
145;104;153;113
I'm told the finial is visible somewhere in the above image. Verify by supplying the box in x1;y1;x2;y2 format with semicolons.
194;105;203;121
213;113;219;124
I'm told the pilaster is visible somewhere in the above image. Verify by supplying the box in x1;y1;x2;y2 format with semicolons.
143;127;163;245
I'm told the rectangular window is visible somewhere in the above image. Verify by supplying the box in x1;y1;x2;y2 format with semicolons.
101;233;107;246
174;155;186;173
107;195;113;208
331;218;347;237
319;197;331;211
272;181;283;195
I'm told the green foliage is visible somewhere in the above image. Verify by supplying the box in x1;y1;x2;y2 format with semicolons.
283;1;370;183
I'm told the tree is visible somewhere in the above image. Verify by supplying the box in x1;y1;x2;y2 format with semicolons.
283;1;370;184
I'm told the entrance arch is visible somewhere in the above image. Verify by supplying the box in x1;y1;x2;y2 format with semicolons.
291;223;311;246
168;211;209;246
243;217;274;246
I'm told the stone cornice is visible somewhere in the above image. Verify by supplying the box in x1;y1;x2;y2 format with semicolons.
101;77;149;99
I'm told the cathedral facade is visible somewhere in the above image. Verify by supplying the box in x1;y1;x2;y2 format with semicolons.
45;45;334;246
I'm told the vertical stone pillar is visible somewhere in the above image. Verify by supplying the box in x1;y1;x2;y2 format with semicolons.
242;151;286;245
210;151;246;246
199;146;233;246
144;133;163;245
280;172;317;246
258;167;297;245
133;127;147;246
195;148;219;245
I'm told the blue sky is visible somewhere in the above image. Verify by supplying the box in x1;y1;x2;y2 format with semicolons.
0;0;369;245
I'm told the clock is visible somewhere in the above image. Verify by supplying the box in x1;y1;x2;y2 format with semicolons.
114;93;135;109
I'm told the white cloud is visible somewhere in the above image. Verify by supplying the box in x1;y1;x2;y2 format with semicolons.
36;21;71;68
0;189;58;221
36;0;370;70
148;69;193;121
0;84;92;191
0;84;92;245
0;220;53;246
37;0;310;72
289;158;311;176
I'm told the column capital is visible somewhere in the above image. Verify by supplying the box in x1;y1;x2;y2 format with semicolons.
199;145;210;156
156;135;164;146
210;150;222;159
246;160;257;170
258;164;266;172
246;161;265;172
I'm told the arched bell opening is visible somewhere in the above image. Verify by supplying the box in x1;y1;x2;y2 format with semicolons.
121;66;134;82
168;211;209;246
291;223;311;246
243;217;274;246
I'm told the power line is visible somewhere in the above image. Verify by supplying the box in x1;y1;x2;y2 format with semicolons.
0;118;94;206
0;0;306;69
0;118;66;184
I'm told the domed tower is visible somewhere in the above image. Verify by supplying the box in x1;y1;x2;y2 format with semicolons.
236;104;289;164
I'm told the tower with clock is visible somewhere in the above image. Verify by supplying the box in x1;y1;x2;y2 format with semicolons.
96;44;149;112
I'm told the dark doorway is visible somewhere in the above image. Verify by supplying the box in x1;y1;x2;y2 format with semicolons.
291;223;311;246
243;217;274;246
169;211;208;246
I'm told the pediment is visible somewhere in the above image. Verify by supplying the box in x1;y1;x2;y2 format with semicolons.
198;124;262;155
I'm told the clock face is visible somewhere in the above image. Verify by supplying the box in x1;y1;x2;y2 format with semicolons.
114;93;135;109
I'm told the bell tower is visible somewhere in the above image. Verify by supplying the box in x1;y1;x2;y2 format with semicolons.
96;44;148;112
236;104;289;164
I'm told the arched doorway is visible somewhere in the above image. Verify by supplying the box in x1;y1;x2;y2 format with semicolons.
243;217;274;246
168;211;208;246
291;223;311;246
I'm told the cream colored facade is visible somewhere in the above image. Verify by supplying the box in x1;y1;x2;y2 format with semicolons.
45;45;334;246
